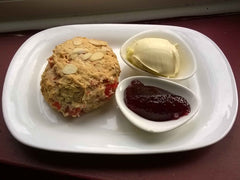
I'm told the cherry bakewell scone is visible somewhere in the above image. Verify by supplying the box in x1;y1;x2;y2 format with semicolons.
41;37;121;117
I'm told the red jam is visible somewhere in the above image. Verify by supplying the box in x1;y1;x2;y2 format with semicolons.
124;80;191;122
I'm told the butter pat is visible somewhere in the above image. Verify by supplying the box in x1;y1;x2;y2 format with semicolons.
126;38;180;77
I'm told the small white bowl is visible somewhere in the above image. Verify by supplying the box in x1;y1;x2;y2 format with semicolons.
120;29;197;81
115;76;200;133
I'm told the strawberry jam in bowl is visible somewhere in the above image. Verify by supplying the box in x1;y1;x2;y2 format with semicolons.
124;80;191;122
115;76;200;133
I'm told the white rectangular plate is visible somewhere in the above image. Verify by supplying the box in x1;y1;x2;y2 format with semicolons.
2;24;238;154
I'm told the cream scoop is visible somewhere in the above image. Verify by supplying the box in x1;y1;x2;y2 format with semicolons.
126;38;180;77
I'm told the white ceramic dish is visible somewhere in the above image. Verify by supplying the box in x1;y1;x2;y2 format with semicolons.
120;29;197;80
115;76;200;133
2;24;238;154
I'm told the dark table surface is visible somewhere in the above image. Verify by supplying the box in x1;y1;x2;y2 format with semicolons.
0;14;240;180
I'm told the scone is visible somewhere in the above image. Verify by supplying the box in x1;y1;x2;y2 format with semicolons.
41;37;121;117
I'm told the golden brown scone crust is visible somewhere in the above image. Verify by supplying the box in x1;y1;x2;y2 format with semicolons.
41;37;120;117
